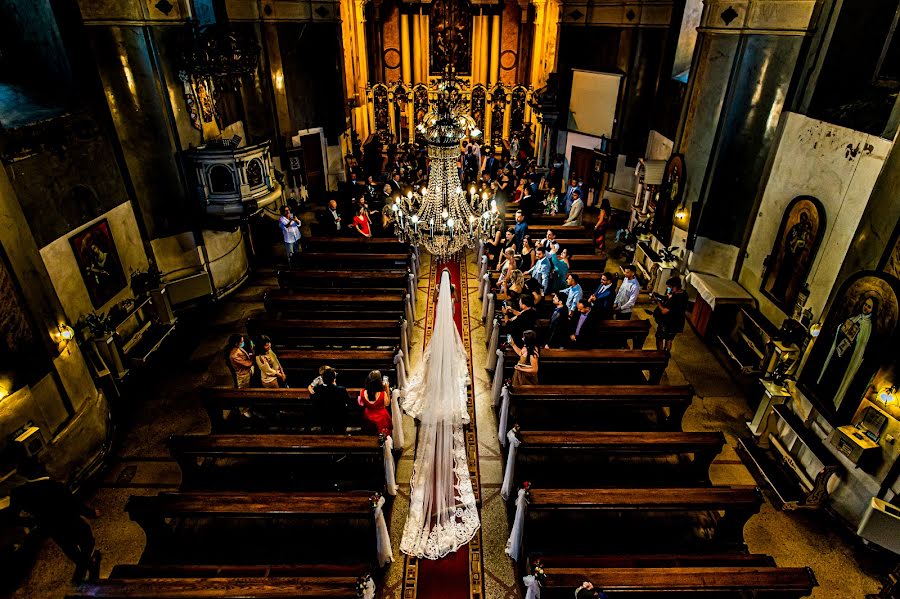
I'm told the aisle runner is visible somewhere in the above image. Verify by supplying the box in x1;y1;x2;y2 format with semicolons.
402;255;484;599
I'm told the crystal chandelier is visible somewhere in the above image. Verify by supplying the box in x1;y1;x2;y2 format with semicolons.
392;69;501;261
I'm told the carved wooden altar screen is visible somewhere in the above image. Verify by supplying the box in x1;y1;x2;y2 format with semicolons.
430;0;472;76
413;84;430;143
470;85;486;135
371;84;391;143
489;85;507;151
509;85;527;136
394;84;410;144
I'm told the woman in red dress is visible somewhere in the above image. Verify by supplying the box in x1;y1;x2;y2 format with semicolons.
358;370;392;435
352;204;372;237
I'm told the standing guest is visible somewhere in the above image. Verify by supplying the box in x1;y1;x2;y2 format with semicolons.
502;294;538;345
502;269;526;300
652;277;689;352
256;335;286;388
483;149;501;180
313;367;358;433
306;364;332;394
518;235;536;271
588;272;615;320
520;182;536;217
562;177;580;214
564;273;583;315
498;247;518;289
543;187;560;215
9;461;102;583
509;330;539;386
279;206;302;267
569;298;598;348
526;246;553;295
358;370;393;436
497;168;512;203
593;197;611;252
321;199;342;234
226;334;254;388
563;189;584;227
483;227;503;263
613;264;641;320
513;210;528;251
380;183;394;207
497;228;517;269
537;229;560;254
389;171;404;196
549;246;569;292
545;292;569;349
352;204;372;237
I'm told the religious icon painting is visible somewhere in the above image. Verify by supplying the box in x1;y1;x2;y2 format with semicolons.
761;196;825;313
798;271;900;424
651;154;684;245
70;219;127;309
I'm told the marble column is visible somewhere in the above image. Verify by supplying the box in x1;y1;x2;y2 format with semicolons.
473;16;483;83
675;0;819;278
400;13;412;84
412;13;422;84
489;14;501;86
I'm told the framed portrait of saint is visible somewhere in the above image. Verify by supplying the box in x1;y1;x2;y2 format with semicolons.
761;196;825;313
798;271;900;424
69;219;127;309
651;154;684;245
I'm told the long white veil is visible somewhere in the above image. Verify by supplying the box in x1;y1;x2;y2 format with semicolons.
400;269;480;559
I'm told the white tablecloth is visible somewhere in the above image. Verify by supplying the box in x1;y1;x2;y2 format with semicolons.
686;272;754;310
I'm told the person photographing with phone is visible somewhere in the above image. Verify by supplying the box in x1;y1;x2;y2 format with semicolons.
651;276;688;352
279;205;302;267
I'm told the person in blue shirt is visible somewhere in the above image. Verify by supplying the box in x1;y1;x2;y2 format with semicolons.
548;246;569;292
513;209;528;252
564;272;583;315
526;246;553;294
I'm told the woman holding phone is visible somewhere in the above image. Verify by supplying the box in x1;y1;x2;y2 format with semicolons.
509;330;539;386
358;370;392;435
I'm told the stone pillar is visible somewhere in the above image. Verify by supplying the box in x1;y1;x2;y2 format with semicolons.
489;14;501;85
473;15;483;83
676;0;819;279
400;13;412;84
530;0;546;89
412;12;422;84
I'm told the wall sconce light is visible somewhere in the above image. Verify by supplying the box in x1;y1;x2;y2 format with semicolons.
879;385;896;406
56;324;75;347
809;322;822;338
674;204;687;220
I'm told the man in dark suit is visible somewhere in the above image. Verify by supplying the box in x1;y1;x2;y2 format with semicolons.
388;171;404;196
318;199;343;235
569;298;598;348
588;272;615;320
10;461;101;582
544;291;569;349
502;294;538;345
313;367;359;432
482;149;501;180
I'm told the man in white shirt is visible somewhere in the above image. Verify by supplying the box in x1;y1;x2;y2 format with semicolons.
279;206;302;267
613;264;641;320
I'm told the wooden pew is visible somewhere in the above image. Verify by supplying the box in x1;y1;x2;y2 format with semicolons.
299;251;411;270
108;563;370;579
506;385;695;432
490;269;604;291
517;486;762;557
68;577;365;598
500;318;650;349
507;431;725;488
504;213;567;225
501;349;669;384
278;349;397;385
168;434;387;492
125;491;382;566
247;318;404;350
278;269;409;290
202;387;364;434
526;224;591;238
535;565;817;598
264;290;406;320
303;236;408;254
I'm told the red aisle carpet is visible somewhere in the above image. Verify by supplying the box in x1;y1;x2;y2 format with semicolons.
406;258;475;599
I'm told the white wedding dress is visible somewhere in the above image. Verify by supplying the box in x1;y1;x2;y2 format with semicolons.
400;269;480;559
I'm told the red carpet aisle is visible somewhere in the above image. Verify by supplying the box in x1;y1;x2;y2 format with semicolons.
402;255;484;599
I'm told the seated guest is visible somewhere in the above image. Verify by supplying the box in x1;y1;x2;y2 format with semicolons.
562;189;584;227
307;364;332;394
513;210;528;251
498;247;518;288
226;334;254;389
543;187;560;215
319;199;342;235
545;292;569;349
351;204;372;237
509;330;539;386
569;298;598;348
523;277;545;308
564;272;583;316
483;227;503;263
503;294;537;345
502;269;525;300
255;335;286;388
313;367;358;433
358;370;392;436
526;246;553;295
588;272;615;320
497;227;517;269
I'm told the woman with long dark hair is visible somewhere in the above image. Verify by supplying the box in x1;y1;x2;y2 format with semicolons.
359;369;392;435
509;329;539;386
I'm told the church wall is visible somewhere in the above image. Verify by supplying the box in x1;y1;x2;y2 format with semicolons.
738;112;891;327
40;202;150;324
203;229;250;295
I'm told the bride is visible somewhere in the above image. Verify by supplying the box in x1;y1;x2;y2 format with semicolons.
400;269;480;559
